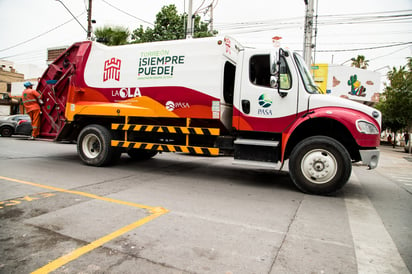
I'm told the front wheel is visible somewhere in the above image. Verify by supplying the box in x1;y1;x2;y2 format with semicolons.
77;124;121;166
288;136;352;195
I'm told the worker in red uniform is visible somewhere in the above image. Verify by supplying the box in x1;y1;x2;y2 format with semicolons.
22;81;43;140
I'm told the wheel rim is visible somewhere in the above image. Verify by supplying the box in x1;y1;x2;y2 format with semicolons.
82;133;101;159
1;128;12;136
300;149;338;184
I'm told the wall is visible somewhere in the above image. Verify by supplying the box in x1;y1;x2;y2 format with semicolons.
312;64;381;104
0;65;25;93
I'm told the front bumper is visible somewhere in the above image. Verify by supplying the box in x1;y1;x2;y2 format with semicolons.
359;149;380;169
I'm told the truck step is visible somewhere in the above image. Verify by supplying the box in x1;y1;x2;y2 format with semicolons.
111;140;219;156
234;138;279;147
232;159;281;169
112;124;220;136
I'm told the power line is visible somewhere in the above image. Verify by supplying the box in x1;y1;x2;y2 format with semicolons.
194;0;206;14
3;50;46;64
215;16;303;30
316;42;412;52
215;10;412;31
0;49;44;60
318;9;412;19
99;0;154;26
0;12;85;54
318;17;412;26
369;45;412;61
217;16;411;33
56;0;88;35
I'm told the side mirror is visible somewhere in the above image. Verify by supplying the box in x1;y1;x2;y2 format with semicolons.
270;51;279;76
270;48;289;97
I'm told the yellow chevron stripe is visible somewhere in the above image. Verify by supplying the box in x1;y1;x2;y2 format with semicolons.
167;127;177;133
111;123;220;136
111;140;219;155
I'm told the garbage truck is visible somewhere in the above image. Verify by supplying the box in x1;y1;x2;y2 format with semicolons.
35;36;381;195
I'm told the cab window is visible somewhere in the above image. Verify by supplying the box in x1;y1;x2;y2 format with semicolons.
249;55;291;89
293;53;319;93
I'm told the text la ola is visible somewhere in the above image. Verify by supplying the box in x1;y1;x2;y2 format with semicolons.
112;87;142;99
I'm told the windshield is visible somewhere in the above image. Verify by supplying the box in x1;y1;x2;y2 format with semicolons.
293;53;319;94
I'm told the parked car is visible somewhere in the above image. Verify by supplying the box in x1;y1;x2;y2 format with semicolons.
15;117;32;136
0;114;31;137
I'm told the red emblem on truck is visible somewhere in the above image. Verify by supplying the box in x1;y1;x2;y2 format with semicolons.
103;58;121;81
224;37;231;54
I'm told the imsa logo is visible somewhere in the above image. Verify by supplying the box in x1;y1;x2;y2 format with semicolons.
258;93;273;115
258;93;272;108
165;101;190;111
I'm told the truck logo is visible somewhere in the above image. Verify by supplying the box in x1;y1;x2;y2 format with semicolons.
258;93;272;108
165;101;190;111
258;93;273;116
111;87;141;99
103;58;121;82
224;37;231;54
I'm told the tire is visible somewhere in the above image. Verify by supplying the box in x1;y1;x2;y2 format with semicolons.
288;136;352;195
77;124;121;166
0;126;14;137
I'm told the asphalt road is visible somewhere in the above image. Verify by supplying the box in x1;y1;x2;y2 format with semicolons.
0;137;411;273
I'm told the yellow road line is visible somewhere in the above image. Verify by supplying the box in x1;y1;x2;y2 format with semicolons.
31;212;164;274
0;176;169;273
0;176;155;210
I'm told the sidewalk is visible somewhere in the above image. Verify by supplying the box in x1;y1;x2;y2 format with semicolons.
379;144;412;160
377;144;412;174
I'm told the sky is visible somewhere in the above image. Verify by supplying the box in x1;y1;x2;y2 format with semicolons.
0;0;411;80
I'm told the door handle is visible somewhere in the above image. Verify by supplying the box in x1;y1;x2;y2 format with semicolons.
242;100;250;114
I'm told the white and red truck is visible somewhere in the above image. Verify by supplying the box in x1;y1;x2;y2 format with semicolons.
36;36;381;195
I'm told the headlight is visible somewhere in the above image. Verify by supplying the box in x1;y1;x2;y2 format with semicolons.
356;120;379;134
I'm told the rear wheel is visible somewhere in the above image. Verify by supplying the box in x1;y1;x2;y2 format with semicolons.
0;126;13;137
77;124;120;166
288;136;351;195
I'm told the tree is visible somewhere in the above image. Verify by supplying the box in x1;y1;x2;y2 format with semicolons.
94;26;130;46
350;55;369;69
131;4;217;43
376;57;412;133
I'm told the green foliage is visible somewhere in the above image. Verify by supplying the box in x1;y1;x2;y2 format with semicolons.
131;4;217;43
376;57;412;132
350;55;369;69
191;14;218;38
94;26;130;46
94;5;216;45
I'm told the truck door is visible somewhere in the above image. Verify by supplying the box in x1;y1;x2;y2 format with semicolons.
234;50;299;133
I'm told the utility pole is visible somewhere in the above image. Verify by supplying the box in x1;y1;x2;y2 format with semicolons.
303;0;314;68
209;3;214;33
87;0;93;40
186;0;193;38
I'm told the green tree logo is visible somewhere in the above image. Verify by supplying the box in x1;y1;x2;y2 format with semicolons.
258;94;272;108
